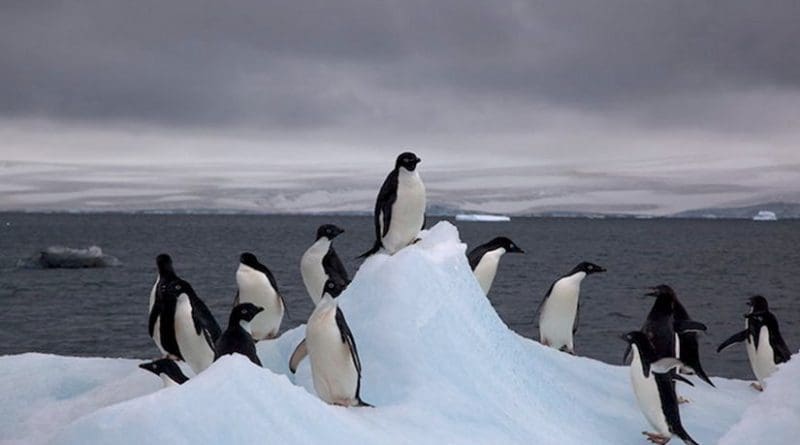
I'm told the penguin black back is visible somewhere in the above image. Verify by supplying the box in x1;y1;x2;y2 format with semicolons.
642;285;677;359
746;311;792;364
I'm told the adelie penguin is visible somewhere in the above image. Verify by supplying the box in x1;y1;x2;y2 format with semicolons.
537;261;605;354
148;254;176;358
467;237;524;295
235;253;286;341
149;254;221;375
638;285;707;362
215;303;264;367
717;295;791;391
291;279;370;407
360;152;426;258
301;224;349;305
139;358;189;388
623;331;700;445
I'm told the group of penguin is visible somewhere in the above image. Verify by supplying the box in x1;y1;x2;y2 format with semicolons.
139;152;792;445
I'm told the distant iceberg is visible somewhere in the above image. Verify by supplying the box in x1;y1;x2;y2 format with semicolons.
752;210;778;221
455;213;511;222
1;222;788;444
17;245;122;269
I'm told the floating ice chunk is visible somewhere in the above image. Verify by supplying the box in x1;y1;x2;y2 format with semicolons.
17;245;121;268
455;213;511;222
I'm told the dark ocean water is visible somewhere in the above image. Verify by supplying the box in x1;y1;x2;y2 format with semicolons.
0;213;798;380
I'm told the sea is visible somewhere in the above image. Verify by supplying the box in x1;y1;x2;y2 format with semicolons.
1;212;798;380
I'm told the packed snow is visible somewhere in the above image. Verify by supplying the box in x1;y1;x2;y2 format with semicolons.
0;222;793;444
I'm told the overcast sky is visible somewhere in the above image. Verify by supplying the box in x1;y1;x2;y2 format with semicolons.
1;1;799;179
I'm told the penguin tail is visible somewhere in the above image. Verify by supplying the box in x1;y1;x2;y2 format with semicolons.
355;398;374;408
673;424;700;445
357;240;382;259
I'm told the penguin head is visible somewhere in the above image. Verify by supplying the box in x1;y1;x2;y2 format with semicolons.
322;278;346;299
231;303;264;323
316;224;345;241
485;236;525;254
239;252;271;274
621;330;650;347
156;254;175;276
645;284;675;299
747;295;769;313
571;261;606;275
395;152;421;172
139;358;185;381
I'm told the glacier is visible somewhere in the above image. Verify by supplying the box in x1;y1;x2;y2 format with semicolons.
0;222;793;445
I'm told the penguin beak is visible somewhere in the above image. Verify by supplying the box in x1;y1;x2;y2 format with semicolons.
512;246;525;254
644;287;658;297
596;266;607;273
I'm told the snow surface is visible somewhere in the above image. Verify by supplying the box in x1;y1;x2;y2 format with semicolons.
0;222;790;444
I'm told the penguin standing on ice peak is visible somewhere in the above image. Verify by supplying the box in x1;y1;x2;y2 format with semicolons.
467;237;524;295
537;261;605;354
139;358;189;388
622;331;700;445
360;152;426;258
235;252;285;341
301;224;349;305
303;279;370;407
163;278;221;375
717;296;791;391
215;303;264;367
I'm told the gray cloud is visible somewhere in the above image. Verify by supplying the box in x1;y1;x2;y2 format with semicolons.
1;0;799;130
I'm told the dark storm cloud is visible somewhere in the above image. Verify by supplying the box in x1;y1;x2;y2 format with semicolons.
1;0;798;129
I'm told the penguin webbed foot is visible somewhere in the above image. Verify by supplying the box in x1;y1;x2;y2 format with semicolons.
559;345;576;355
677;395;691;404
750;382;764;392
642;431;670;444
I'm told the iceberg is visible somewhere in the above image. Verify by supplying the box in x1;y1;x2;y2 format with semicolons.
0;222;789;444
455;213;511;222
16;245;122;269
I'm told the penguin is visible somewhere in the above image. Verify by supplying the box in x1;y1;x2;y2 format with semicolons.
640;285;708;360
304;279;370;407
150;254;221;375
359;152;426;257
717;296;791;390
467;237;524;295
234;252;286;341
163;279;221;375
622;331;700;445
537;261;606;354
300;224;349;305
148;254;176;358
215;303;264;367
139;358;189;387
672;295;714;387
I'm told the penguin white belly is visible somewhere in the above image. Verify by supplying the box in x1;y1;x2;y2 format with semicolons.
539;278;582;350
306;304;359;406
237;268;284;340
174;295;215;375
382;170;426;254
300;239;329;305
752;327;777;385
630;347;671;437
473;249;503;294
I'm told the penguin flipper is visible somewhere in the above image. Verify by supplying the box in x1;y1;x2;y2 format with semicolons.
772;337;792;364
717;330;747;353
672;372;695;387
651;358;684;374
674;320;707;334
572;302;581;335
323;247;350;284
148;294;161;338
671;423;700;445
289;338;307;374
355;398;373;408
357;240;382;259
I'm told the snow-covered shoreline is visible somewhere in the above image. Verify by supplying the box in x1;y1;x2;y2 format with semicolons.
1;222;789;444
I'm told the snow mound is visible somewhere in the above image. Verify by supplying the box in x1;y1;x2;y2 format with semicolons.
1;222;772;444
16;245;121;268
719;357;799;445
